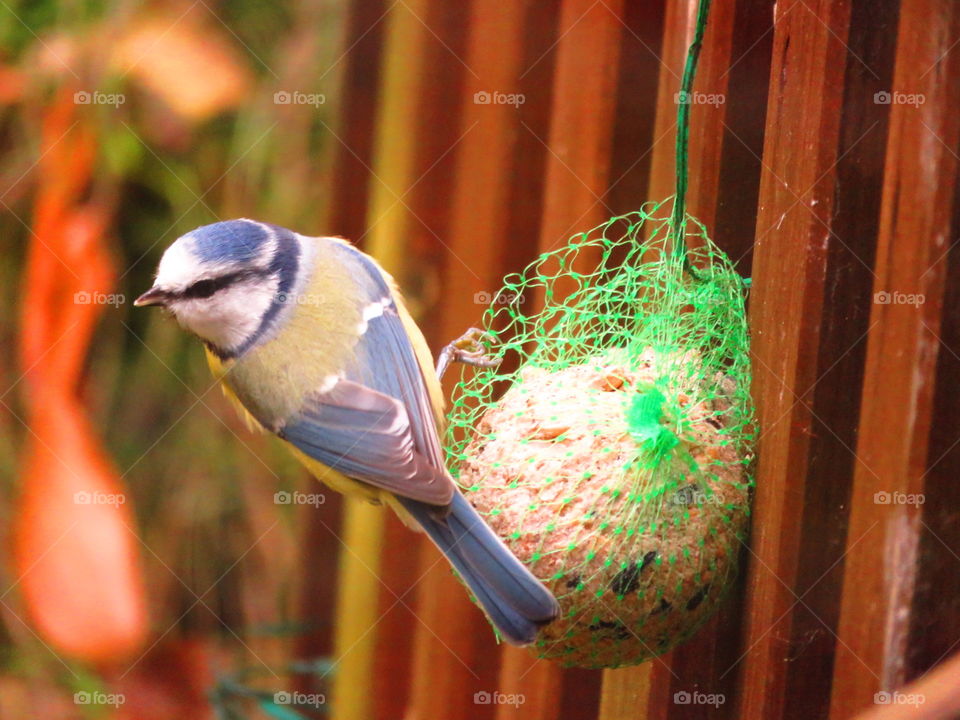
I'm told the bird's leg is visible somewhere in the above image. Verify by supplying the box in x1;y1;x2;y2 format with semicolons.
436;327;501;380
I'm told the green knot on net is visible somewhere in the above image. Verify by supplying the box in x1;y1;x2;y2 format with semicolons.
628;385;683;471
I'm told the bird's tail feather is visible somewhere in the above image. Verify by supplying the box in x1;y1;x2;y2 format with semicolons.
398;491;559;645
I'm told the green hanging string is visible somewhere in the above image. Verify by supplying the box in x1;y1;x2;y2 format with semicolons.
671;0;713;263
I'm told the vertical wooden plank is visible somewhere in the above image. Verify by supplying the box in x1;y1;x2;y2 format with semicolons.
325;0;388;242
735;1;856;718
601;3;692;716
909;173;960;678
776;1;898;715
494;1;624;719
593;5;669;714
689;0;774;269
330;499;385;720
646;2;774;719
295;495;343;663
829;1;960;715
404;2;540;718
536;0;624;254
369;513;421;720
615;1;768;715
404;2;574;719
605;1;666;218
331;1;475;718
363;1;523;719
598;666;652;720
299;0;388;680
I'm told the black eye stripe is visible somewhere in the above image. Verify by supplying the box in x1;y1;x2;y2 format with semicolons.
179;269;272;299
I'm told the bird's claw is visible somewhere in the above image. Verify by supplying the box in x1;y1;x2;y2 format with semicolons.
436;328;501;379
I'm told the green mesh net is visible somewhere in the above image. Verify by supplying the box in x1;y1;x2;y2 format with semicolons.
445;200;755;668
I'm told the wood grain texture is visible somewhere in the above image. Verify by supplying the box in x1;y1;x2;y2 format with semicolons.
537;0;624;255
736;1;857;718
637;4;712;717
330;499;386;720
512;0;625;718
829;0;960;715
325;0;388;244
378;2;505;719
601;2;772;716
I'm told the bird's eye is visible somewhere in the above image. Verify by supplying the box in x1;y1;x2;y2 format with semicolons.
184;278;222;299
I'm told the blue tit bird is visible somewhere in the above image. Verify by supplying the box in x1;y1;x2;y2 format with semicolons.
135;219;559;645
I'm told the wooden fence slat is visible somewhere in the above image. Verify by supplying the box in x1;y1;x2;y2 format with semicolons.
330;0;480;718
608;0;771;714
330;499;387;720
325;0;388;243
624;4;699;718
651;3;772;718
298;0;387;689
829;1;960;715
605;1;666;218
601;2;693;716
774;1;899;714
536;0;624;255
366;2;512;720
502;0;625;718
597;663;652;720
735;1;857;718
405;1;567;718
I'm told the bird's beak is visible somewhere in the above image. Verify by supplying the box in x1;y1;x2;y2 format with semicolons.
134;286;169;307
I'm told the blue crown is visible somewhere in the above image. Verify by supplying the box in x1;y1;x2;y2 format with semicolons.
189;220;272;264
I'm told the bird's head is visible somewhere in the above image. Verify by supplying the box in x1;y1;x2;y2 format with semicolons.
136;219;301;356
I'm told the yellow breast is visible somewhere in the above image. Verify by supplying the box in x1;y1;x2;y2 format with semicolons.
204;346;384;504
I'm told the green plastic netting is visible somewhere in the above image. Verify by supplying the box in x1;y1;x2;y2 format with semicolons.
444;201;755;668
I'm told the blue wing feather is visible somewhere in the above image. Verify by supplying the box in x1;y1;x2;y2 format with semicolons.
273;238;559;643
279;241;452;504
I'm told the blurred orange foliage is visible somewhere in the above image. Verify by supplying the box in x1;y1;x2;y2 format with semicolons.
13;89;148;664
113;11;252;122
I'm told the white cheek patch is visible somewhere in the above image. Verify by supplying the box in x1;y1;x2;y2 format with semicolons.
172;276;281;351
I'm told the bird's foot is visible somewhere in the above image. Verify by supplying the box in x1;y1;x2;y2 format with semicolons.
436;327;500;379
